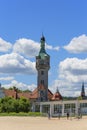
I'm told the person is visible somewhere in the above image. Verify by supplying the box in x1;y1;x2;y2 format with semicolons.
67;112;69;119
58;112;60;119
80;112;82;119
48;111;50;119
78;108;81;119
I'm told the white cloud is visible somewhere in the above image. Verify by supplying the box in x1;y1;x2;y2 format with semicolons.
13;38;59;57
50;58;87;97
0;38;12;52
53;46;60;51
64;34;87;53
2;80;36;91
50;79;82;97
0;76;14;81
0;53;36;74
59;58;87;82
45;43;59;51
13;38;39;57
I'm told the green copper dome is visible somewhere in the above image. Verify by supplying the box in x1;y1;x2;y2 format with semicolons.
39;35;49;59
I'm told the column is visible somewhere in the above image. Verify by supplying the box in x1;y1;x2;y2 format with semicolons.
40;104;42;113
32;102;35;112
76;100;79;115
50;103;54;117
62;103;64;116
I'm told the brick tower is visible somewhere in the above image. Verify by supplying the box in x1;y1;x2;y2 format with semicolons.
36;35;50;101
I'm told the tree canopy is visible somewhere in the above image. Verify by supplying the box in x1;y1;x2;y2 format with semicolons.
0;97;31;113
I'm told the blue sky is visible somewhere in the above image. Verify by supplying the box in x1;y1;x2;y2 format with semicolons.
0;0;87;96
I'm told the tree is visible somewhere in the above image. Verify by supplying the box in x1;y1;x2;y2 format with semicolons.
77;96;82;100
0;97;31;113
19;97;30;112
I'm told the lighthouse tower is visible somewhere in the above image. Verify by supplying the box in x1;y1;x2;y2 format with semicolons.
36;35;50;101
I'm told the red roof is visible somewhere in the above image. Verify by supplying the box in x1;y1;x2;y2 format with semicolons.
51;90;62;101
18;92;32;99
3;86;62;101
4;89;17;98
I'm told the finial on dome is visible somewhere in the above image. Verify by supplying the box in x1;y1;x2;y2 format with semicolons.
40;33;45;42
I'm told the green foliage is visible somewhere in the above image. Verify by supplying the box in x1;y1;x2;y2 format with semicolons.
0;97;30;113
28;112;44;116
23;89;32;92
8;86;31;93
8;86;22;92
18;97;30;112
77;96;82;100
63;96;77;100
0;112;45;116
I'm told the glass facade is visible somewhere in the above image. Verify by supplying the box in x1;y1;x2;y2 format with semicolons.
39;100;87;116
42;105;50;113
64;103;75;113
80;103;87;108
54;104;62;114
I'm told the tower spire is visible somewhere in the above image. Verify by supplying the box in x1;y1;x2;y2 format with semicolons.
81;82;85;99
39;34;46;53
56;87;59;93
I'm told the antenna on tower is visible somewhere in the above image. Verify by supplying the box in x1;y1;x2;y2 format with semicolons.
42;32;43;37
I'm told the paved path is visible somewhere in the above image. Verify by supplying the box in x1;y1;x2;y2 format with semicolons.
0;116;87;130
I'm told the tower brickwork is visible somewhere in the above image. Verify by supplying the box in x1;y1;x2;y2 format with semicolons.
36;35;50;101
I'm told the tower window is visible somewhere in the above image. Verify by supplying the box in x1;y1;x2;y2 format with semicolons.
41;71;44;75
41;80;44;85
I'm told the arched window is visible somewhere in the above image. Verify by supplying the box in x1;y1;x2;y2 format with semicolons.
41;80;44;85
41;71;44;75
